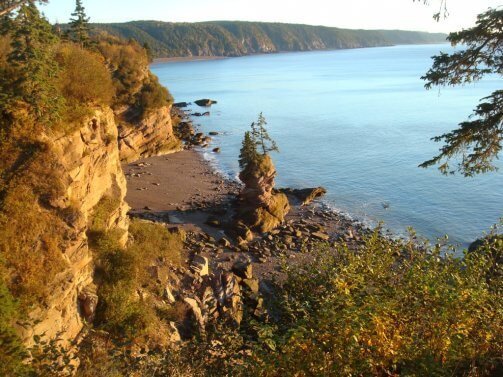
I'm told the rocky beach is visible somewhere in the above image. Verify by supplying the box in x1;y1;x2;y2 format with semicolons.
123;108;372;291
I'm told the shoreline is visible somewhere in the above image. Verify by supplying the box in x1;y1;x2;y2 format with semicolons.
124;141;371;282
152;56;227;64
150;42;449;65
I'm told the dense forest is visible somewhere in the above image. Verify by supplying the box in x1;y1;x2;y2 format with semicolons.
87;20;447;58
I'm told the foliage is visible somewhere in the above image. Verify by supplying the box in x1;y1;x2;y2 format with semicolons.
95;34;171;118
137;73;172;118
0;280;29;376
68;0;90;47
128;219;184;268
90;215;183;339
90;20;446;59
420;8;503;176
252;230;503;376
5;1;64;127
0;0;48;18
239;131;259;170
71;227;502;377
251;113;278;155
55;43;114;107
239;113;278;171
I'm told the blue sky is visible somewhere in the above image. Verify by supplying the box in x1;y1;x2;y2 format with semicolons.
41;0;501;33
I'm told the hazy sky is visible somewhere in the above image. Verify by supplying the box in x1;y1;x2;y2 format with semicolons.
41;0;501;33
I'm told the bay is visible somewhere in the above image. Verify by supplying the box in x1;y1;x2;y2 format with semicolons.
152;44;502;247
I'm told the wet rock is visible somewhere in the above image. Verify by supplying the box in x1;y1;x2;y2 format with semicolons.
209;131;219;136
212;147;221;153
195;99;217;107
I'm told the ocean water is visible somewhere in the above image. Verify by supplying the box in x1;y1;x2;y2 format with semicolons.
152;44;502;247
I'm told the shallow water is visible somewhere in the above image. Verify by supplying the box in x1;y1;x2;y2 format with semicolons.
152;44;502;247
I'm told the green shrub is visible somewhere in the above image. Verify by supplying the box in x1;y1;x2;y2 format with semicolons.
56;43;114;106
0;280;29;376
90;219;183;339
253;230;503;376
137;74;172;118
129;219;184;268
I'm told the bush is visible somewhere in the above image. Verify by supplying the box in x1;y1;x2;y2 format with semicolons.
137;74;172;118
90;218;183;339
56;43;114;106
0;280;29;376
253;230;503;376
96;36;149;108
128;219;183;268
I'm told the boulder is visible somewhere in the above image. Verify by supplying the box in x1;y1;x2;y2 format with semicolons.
312;231;330;241
212;147;221;153
78;285;98;322
184;297;205;331
195;99;217;107
281;187;327;205
232;259;253;279
242;278;259;294
218;237;231;248
191;255;209;276
174;102;190;108
163;284;176;304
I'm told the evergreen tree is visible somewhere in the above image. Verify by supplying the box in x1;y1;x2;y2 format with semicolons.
69;0;90;47
251;112;278;155
239;131;259;170
0;0;47;18
239;113;278;171
419;8;503;176
5;0;63;125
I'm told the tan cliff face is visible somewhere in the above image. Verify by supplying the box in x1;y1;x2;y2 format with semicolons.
118;105;181;163
21;107;130;346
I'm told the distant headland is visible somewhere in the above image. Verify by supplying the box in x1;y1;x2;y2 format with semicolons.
80;20;447;58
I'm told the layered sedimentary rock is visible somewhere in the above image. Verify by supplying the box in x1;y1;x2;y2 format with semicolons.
21;107;129;346
118;105;181;162
236;155;290;238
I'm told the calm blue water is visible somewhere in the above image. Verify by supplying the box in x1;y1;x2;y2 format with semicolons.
152;45;502;247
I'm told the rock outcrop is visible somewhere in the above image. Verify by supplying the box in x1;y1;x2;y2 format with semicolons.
235;155;290;239
280;187;327;206
118;105;181;163
22;107;129;346
194;99;217;107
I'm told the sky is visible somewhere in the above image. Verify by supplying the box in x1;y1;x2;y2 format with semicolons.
41;0;502;33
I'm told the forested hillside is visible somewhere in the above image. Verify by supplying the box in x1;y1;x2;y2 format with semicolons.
88;20;447;58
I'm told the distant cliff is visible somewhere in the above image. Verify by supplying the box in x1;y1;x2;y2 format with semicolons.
89;21;447;58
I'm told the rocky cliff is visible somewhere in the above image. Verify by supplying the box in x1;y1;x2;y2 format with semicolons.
118;105;181;163
18;102;180;347
19;108;130;346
